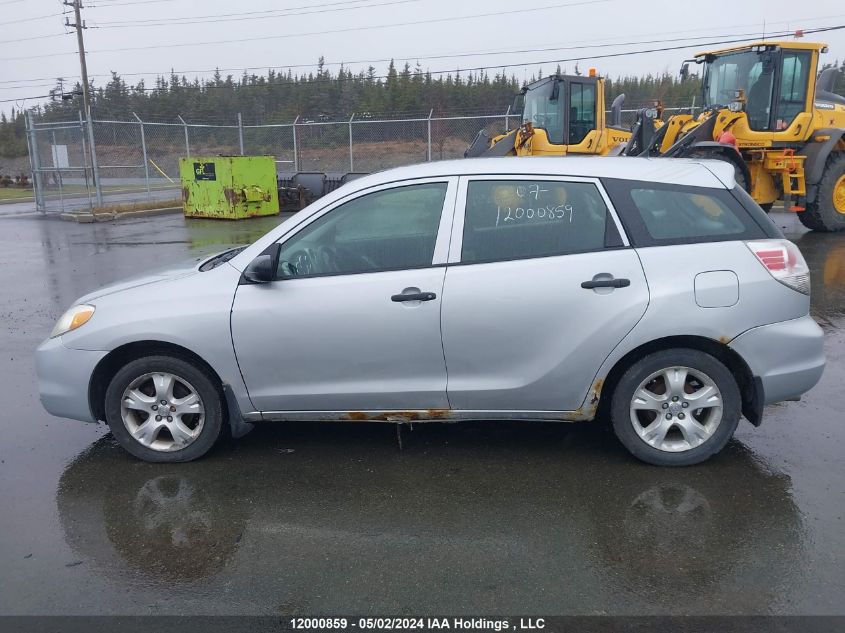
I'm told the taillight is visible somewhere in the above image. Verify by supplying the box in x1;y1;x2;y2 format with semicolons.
745;239;810;295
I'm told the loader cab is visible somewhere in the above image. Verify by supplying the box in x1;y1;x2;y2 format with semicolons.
699;44;816;133
515;74;600;146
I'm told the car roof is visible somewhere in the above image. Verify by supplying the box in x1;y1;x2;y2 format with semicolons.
345;157;735;191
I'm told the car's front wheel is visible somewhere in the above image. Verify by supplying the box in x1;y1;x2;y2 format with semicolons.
104;355;224;462
610;349;741;466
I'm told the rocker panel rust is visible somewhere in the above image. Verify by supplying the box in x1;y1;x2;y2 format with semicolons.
345;409;452;422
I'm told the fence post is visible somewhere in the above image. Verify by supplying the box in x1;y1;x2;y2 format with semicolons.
348;113;355;172
504;104;512;132
237;112;245;155
25;111;45;213
51;130;65;212
427;109;433;162
690;95;696;118
133;112;151;199
85;108;103;207
292;116;300;172
178;115;190;157
78;111;93;212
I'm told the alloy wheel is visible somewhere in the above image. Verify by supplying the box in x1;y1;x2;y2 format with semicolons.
120;372;205;452
629;365;723;453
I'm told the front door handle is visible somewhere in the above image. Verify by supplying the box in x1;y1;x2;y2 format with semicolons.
581;277;630;289
391;291;437;302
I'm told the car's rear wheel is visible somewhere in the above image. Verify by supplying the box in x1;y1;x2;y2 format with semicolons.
104;355;224;462
610;349;741;466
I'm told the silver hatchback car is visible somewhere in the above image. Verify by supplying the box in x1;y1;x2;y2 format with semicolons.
36;157;825;466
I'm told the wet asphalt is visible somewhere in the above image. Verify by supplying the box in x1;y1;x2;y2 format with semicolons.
0;209;842;615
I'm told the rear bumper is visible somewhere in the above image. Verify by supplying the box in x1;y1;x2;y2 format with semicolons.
36;336;107;423
729;315;825;405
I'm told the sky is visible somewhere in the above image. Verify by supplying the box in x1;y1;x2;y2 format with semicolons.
1;0;844;117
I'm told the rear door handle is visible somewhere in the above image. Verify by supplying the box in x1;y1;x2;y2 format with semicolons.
391;291;437;302
581;278;630;289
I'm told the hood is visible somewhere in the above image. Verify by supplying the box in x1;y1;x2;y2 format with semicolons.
76;258;203;303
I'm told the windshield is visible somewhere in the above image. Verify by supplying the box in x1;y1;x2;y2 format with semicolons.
519;78;565;144
703;50;774;130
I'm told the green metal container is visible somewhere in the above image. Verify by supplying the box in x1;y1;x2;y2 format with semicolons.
179;155;280;219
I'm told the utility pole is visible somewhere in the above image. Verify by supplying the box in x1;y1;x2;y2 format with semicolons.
65;1;91;119
64;0;102;206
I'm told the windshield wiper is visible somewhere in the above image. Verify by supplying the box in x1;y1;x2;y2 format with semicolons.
199;246;247;271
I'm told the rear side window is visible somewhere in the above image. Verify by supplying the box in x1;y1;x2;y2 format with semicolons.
602;178;770;246
461;180;619;264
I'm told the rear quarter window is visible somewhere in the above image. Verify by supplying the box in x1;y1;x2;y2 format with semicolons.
602;178;774;246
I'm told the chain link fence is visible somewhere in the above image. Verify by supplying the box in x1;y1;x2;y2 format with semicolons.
25;104;698;214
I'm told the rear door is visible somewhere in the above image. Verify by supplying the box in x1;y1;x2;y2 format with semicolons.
440;175;649;412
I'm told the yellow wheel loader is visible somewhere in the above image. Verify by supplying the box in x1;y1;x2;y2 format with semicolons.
465;71;631;158
624;41;845;231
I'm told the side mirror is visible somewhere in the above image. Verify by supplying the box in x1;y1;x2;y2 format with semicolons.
550;77;560;102
679;63;689;80
242;243;280;284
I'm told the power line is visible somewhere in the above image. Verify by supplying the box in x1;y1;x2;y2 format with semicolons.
86;0;178;6
100;29;825;78
3;11;66;25
0;33;68;45
0;83;57;92
0;94;53;104
90;0;416;25
0;0;614;60
134;25;845;88
2;20;842;86
98;0;424;28
8;25;839;103
90;0;613;51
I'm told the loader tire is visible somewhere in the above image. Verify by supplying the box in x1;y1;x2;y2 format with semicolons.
800;153;845;232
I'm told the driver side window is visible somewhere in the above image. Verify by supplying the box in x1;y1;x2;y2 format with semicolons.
276;182;448;278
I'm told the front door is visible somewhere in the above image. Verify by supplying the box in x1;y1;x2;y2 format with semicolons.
231;179;456;413
441;176;649;412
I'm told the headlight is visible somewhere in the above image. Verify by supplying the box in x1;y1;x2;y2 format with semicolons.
51;304;95;338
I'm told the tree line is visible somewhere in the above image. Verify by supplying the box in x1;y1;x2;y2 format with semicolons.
2;57;843;162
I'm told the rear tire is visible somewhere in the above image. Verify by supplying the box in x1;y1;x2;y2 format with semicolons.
610;349;741;466
800;153;845;232
104;355;225;463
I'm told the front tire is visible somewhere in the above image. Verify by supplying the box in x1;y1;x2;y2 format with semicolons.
104;355;224;463
799;152;845;232
610;349;741;466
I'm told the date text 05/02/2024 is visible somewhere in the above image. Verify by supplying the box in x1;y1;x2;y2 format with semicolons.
289;617;546;630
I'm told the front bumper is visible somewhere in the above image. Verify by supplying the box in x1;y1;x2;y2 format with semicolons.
35;336;108;423
729;315;825;405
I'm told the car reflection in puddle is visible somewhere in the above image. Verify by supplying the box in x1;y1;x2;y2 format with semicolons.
56;424;804;613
